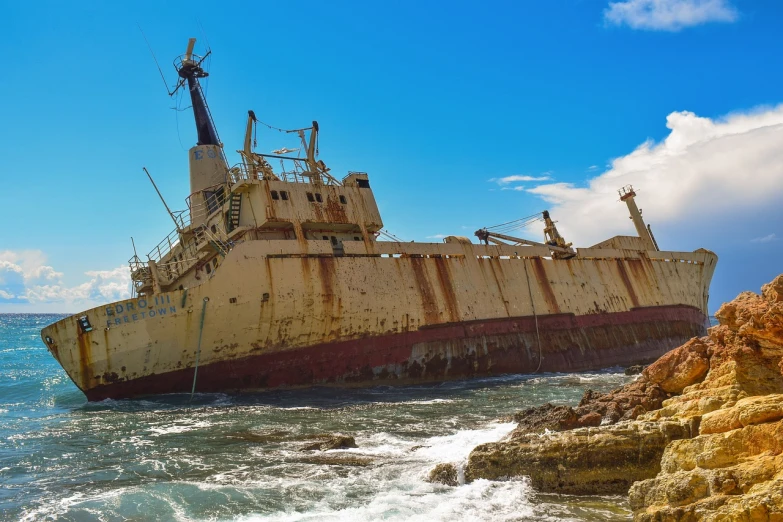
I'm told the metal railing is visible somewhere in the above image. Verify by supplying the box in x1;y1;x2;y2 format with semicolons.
229;157;340;185
186;184;229;223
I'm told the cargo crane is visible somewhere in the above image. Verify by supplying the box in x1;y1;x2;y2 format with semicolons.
475;210;577;259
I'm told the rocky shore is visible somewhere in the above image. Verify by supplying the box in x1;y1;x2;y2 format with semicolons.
462;275;783;521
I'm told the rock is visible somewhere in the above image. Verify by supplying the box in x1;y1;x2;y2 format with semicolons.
463;273;783;521
427;463;459;486
300;434;357;451
626;364;645;375
510;403;581;435
509;379;671;437
465;420;693;495
297;455;372;466
630;420;783;521
699;394;783;435
642;337;710;393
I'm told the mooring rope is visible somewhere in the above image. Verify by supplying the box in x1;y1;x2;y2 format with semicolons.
523;262;543;373
190;297;209;402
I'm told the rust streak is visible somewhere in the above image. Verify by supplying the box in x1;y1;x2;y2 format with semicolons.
433;257;459;322
76;327;93;390
531;258;560;314
410;259;440;324
616;260;640;308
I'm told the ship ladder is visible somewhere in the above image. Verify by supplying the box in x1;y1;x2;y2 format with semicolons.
203;226;231;257
227;193;242;232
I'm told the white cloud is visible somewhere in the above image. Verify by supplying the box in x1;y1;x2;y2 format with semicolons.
0;250;131;310
604;0;738;31
526;105;783;247
426;234;448;239
491;174;552;184
500;186;527;191
751;233;778;244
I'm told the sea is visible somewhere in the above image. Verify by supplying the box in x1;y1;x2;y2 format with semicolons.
1;314;637;521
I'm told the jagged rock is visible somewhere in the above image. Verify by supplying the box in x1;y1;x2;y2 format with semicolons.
509;378;671;437
642;337;710;393
427;463;459;486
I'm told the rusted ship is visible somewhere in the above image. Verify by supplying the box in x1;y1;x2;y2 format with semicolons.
41;40;717;401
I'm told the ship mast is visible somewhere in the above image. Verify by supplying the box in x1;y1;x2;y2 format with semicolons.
178;38;221;147
618;185;658;251
174;38;229;227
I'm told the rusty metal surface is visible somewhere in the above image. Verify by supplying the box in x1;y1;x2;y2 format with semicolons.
41;239;717;399
78;305;704;400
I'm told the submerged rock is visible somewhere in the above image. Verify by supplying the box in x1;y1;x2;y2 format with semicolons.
465;273;783;521
427;463;459;486
625;364;645;375
301;434;357;451
297;455;371;466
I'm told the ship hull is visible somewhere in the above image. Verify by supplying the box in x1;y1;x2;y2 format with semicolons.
41;240;717;401
80;305;705;401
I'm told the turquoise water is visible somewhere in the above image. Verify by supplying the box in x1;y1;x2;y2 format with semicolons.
1;314;633;521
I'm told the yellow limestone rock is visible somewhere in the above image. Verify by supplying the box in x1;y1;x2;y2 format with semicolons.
462;274;783;522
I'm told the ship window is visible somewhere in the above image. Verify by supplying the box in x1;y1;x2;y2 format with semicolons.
271;190;280;200
205;263;212;274
280;191;289;201
354;236;360;241
339;195;347;204
357;179;370;188
315;193;323;203
330;236;338;246
212;258;218;269
322;235;328;240
307;192;315;202
229;297;237;304
211;225;217;234
77;315;93;333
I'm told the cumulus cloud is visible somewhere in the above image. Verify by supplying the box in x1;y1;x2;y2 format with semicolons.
0;250;131;310
604;0;738;31
526;105;783;247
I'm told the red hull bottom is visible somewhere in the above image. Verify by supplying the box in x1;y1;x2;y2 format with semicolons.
84;305;707;401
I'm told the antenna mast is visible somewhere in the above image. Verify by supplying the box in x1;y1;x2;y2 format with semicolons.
143;167;181;231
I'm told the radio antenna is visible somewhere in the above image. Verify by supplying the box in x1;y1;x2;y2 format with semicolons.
137;23;176;96
143;167;181;231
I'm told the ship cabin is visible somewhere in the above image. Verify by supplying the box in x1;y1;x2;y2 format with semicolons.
129;127;385;296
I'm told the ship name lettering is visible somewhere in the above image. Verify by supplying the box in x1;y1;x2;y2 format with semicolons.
104;306;176;328
193;150;203;160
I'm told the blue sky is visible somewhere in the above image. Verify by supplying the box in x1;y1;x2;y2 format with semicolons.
1;0;782;312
